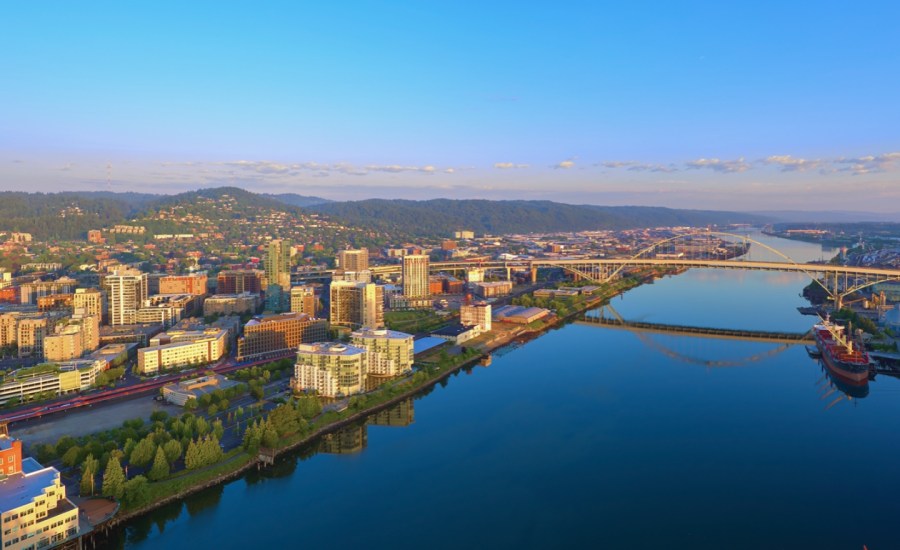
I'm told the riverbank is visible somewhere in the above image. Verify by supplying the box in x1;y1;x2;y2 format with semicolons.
96;275;650;537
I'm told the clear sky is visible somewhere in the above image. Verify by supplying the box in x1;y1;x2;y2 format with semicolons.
2;1;899;211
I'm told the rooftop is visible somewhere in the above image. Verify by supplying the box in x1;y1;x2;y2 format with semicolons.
297;342;367;356
351;328;413;341
0;461;59;512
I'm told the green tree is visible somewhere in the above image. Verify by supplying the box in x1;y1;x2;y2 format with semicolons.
241;421;262;454
122;475;149;508
162;439;182;464
101;456;126;500
148;446;169;481
61;445;82;468
79;454;100;496
185;439;201;470
212;419;225;441
129;438;156;467
261;421;278;449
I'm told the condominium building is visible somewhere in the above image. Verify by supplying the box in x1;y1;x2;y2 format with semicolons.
137;327;229;375
0;314;19;347
290;285;317;316
236;312;327;361
18;277;77;305
460;301;492;331
136;294;200;327
42;315;100;362
159;273;208;295
336;249;369;272
73;288;103;318
264;239;292;290
0;435;80;550
293;342;367;397
350;328;414;377
104;268;148;326
17;317;53;359
402;255;430;298
203;292;260;316
216;269;265;295
329;281;384;329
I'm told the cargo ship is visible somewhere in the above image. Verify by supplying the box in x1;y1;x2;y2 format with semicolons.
813;316;871;384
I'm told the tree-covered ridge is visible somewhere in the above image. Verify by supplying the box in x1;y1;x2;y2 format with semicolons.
0;191;137;240
309;199;769;236
262;192;332;208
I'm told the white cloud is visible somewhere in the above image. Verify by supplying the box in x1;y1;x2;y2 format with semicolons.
762;155;822;172
834;152;900;175
553;159;576;170
493;162;530;169
685;157;750;173
600;161;677;173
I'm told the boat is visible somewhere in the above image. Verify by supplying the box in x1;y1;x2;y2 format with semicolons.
813;316;871;384
805;346;821;358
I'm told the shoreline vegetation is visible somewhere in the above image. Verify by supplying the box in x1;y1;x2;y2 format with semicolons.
85;271;659;538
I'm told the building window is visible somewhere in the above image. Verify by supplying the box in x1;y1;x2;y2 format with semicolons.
5;456;11;463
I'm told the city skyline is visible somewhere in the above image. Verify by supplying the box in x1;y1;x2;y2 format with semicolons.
2;2;899;211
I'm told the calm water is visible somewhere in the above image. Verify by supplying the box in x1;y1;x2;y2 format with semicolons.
111;233;900;549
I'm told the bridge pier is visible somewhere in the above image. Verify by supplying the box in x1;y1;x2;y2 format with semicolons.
530;267;537;284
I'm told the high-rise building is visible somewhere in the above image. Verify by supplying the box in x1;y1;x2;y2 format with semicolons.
0;434;81;549
236;312;327;361
17;317;53;358
73;288;103;318
216;269;265;295
264;239;292;290
402;254;430;298
350;328;414;377
290;285;317;316
104;268;148;326
43;314;100;361
293;342;368;397
336;249;369;272
0;314;18;347
329;281;384;329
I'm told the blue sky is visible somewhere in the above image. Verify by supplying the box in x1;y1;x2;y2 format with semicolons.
2;1;899;210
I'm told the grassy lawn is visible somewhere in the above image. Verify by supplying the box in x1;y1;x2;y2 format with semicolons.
384;310;449;333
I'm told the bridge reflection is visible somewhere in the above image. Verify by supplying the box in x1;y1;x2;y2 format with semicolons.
578;315;814;345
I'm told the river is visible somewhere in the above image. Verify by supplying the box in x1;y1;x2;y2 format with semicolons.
109;232;900;549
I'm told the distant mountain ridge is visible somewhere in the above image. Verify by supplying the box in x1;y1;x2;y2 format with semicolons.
751;210;900;223
308;199;771;236
262;193;332;208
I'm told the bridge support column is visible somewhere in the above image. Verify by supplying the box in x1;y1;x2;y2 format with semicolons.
530;267;537;284
506;267;512;281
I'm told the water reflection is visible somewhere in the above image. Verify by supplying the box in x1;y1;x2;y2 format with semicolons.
367;398;415;427
319;424;368;455
818;362;869;402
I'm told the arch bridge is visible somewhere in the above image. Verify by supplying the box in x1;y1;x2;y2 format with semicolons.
413;231;900;309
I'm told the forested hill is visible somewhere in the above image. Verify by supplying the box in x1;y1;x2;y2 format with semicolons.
263;193;332;208
309;199;769;236
0;192;140;240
